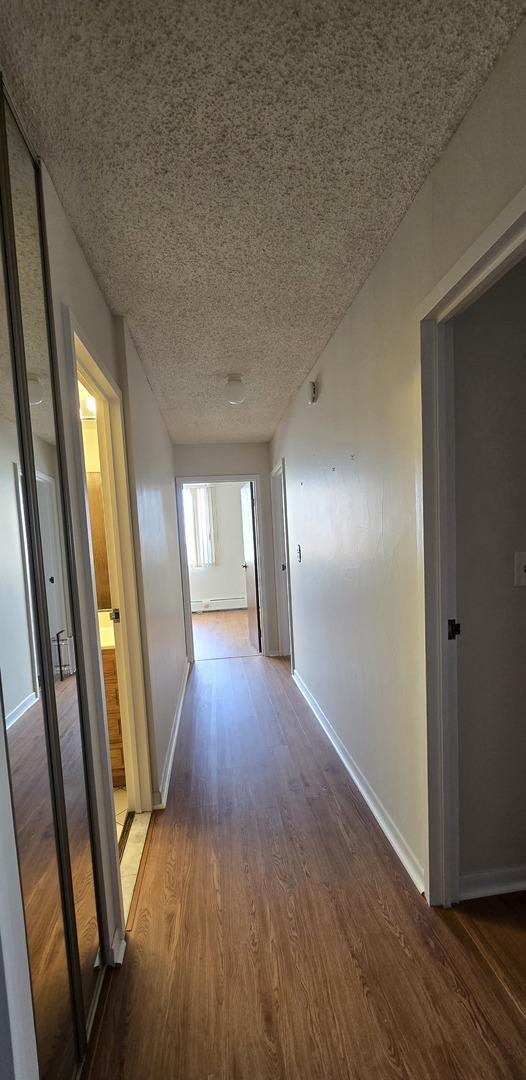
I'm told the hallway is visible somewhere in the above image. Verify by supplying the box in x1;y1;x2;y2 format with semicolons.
85;657;526;1079
192;609;259;660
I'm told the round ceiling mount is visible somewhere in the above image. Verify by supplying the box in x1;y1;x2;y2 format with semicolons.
224;374;245;405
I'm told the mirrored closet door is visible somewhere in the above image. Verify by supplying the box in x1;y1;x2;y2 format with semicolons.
0;89;103;1077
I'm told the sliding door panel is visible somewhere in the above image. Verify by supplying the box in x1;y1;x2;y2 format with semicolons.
4;104;101;1034
0;210;76;1076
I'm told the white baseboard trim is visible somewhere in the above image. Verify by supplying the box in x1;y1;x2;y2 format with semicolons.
191;598;247;613
459;865;526;900
292;669;425;895
155;660;190;809
6;691;38;729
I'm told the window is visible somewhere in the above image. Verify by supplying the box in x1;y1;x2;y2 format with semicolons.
183;485;216;568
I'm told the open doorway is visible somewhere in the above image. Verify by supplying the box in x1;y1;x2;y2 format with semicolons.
75;336;152;921
180;479;262;661
422;248;526;1008
78;377;130;846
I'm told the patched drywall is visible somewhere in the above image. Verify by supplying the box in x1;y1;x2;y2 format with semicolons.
0;3;525;440
272;20;526;887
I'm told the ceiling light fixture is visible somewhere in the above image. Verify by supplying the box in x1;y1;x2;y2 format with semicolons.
27;375;43;406
79;391;97;421
224;374;245;405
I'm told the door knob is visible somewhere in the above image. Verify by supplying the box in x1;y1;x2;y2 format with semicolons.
242;562;247;569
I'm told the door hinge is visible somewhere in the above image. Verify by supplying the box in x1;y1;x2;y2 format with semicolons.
448;619;461;640
109;608;120;623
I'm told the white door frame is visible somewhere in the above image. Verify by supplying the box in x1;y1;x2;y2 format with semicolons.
73;333;152;815
271;459;294;670
420;184;526;906
175;474;268;662
57;304;154;964
59;308;124;960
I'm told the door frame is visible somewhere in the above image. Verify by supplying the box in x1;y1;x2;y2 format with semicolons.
420;183;526;906
72;331;152;815
239;480;262;653
176;473;268;662
56;303;152;967
271;459;294;670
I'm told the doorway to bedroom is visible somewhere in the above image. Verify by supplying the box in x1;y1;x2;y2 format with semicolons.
180;480;262;661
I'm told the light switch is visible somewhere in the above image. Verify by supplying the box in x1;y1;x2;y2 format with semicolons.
514;552;526;586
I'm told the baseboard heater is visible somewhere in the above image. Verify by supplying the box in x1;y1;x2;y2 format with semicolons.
191;598;247;613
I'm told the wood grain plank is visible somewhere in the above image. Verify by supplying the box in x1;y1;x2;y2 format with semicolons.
85;657;526;1079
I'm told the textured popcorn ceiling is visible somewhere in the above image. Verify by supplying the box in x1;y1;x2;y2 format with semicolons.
0;2;525;443
0;104;56;444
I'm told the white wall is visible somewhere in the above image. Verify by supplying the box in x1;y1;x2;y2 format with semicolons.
0;418;61;724
271;20;526;891
120;324;187;799
0;694;39;1080
0;418;35;722
173;442;279;653
188;482;246;609
453;258;526;883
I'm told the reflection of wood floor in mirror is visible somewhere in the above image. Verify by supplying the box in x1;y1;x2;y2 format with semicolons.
192;609;258;660
7;675;100;1080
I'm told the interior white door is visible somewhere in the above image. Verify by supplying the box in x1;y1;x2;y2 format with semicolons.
36;475;66;639
272;470;290;657
240;482;261;653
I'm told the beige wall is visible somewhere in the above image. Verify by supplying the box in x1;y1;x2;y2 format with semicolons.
272;20;526;890
453;258;526;884
173;442;279;653
120;324;187;798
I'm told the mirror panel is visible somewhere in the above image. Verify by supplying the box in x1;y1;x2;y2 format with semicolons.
4;105;101;1053
0;201;76;1076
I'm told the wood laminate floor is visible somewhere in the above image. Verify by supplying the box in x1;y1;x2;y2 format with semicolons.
7;675;100;1079
443;891;526;1022
86;656;526;1079
192;608;258;660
